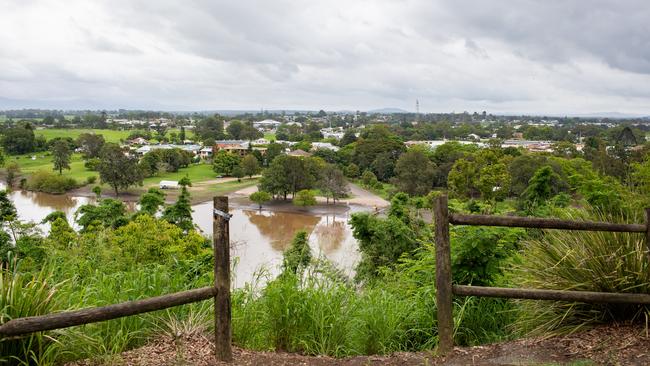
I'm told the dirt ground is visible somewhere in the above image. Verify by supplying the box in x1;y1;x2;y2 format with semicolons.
71;323;650;366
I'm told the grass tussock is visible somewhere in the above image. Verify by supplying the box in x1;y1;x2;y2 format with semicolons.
513;210;650;335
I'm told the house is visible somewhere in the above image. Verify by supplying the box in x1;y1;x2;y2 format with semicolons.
159;180;179;189
253;138;269;145
135;144;202;156
288;149;312;157
199;147;213;159
253;119;282;130
128;137;148;145
311;142;340;151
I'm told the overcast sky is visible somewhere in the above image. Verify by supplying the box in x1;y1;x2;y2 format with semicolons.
2;0;650;115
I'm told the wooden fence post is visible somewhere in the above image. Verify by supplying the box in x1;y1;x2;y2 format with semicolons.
645;208;650;256
213;196;232;362
434;194;453;354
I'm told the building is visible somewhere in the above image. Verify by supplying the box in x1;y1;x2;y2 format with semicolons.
253;119;281;130
199;147;213;159
288;149;312;157
311;142;340;151
135;144;202;156
404;140;483;149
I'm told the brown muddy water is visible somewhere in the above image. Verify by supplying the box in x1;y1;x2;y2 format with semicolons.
3;186;362;288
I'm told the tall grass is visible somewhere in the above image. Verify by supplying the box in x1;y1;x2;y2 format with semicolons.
0;258;61;365
513;210;650;335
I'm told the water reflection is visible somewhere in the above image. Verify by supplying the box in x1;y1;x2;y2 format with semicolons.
244;210;320;250
192;203;360;288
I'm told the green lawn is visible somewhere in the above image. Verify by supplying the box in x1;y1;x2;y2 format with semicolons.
142;163;216;186
34;129;131;143
7;153;98;181
209;178;258;195
264;132;276;141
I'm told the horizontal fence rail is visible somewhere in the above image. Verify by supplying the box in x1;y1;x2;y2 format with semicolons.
449;213;646;233
0;286;217;337
453;285;650;305
435;195;650;356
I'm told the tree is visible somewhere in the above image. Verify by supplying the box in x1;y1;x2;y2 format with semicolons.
98;143;143;196
293;189;317;207
232;166;244;182
226;120;244;139
345;163;360;178
521;166;560;208
393;148;436;196
92;185;102;198
250;191;272;210
162;184;194;231
265;142;284;165
195;115;225;143
241;154;260;178
75;198;128;232
179;126;186;142
5;162;20;189
282;230;312;274
2;126;36;154
139;188;166;215
51;139;72;174
76;133;105;159
340;129;358;146
259;155;322;199
319;164;349;204
213;150;241;176
477;163;510;204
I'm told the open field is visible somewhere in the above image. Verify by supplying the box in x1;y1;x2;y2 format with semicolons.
34;128;131;143
142;163;216;186
7;153;97;181
264;132;276;140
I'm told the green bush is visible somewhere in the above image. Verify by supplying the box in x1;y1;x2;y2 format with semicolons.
84;158;101;171
293;190;317;207
513;210;650;335
26;170;78;194
86;175;97;185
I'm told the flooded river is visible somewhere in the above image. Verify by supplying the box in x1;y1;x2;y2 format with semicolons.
3;187;361;287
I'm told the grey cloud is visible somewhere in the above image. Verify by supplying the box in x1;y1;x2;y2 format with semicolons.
2;0;650;113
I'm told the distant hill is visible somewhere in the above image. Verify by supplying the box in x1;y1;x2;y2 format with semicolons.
367;107;410;114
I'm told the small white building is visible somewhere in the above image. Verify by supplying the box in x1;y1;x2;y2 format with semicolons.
199;147;213;159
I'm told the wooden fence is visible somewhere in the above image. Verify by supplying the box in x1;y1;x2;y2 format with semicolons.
434;194;650;354
0;196;234;363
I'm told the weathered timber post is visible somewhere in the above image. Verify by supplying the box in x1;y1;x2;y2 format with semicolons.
434;194;453;354
645;208;650;258
213;196;232;362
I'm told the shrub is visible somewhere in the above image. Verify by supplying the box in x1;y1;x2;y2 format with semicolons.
26;170;78;194
84;158;101;171
86;175;97;185
513;210;650;335
293;190;317;207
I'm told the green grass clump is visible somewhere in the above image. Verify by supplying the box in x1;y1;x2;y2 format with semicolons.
0;258;61;365
513;210;650;335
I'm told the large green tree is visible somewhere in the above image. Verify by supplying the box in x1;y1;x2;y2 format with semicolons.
2;126;35;154
240;154;260;179
195;115;225;143
98;143;143;196
51;139;72;174
76;133;105;159
393;148;436;196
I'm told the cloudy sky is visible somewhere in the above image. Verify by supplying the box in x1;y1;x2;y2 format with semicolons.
1;0;650;115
